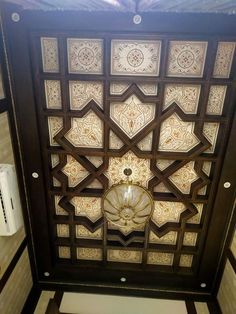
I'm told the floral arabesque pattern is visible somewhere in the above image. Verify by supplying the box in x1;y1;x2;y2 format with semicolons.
67;38;103;74
111;40;161;76
167;41;207;77
110;94;155;138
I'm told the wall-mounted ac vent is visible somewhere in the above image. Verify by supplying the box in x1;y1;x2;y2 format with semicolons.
0;164;23;236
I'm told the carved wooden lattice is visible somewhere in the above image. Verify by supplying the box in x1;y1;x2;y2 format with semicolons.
32;34;235;270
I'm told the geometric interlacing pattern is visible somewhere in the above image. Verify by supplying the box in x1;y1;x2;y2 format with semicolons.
39;35;235;270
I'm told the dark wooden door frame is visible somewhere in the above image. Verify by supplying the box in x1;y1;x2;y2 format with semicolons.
1;2;236;300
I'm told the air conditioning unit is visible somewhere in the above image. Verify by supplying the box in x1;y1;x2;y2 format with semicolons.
0;164;23;236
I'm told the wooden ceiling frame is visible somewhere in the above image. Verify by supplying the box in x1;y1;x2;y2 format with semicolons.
1;2;236;300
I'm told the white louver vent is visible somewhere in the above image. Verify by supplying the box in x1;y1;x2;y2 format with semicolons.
0;164;23;236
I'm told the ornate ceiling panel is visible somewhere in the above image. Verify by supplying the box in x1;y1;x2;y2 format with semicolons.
67;38;103;74
40;37;59;73
158;113;200;152
69;81;103;110
77;248;103;261
111;40;161;76
65;112;104;148
213;42;236;78
44;80;62;109
163;84;201;114
147;252;174;266
105;151;152;187
107;250;142;263
167;41;208;77
151;201;186;227
110;95;155;138
27;28;236;284
48;117;63;146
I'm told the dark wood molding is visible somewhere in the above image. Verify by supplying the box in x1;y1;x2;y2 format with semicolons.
185;301;197;314
0;237;27;293
21;284;41;314
45;291;64;314
207;299;222;314
0;5;38;284
54;291;64;308
40;282;211;301
0;98;8;112
227;248;236;274
46;299;60;314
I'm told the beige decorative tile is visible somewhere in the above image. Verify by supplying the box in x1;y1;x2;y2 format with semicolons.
111;39;161;76
137;132;153;151
198;161;212;195
203;122;220;153
65;111;103;148
58;246;71;259
213;42;235;78
62;155;89;187
48;116;63;146
44;80;62;109
69;81;103;110
110;82;130;95
51;154;60;168
105;151;153;188
67;38;103;74
41;37;59;73
202;161;212;176
137;83;158;96
54;196;68;216
53;177;61;187
71;196;102;222
153;182;171;193
159;113;199;152
206;85;227;115
86;156;103;168
58;246;71;258
167;41;207;77
86;179;103;189
163;84;201;114
149;231;177;245
110;94;155;138
147;252;174;265
169;161;198;194
109;130;124;149
77;248;102;261
179;254;193;267
57;224;69;237
187;203;203;224
183;232;198;246
152;201;186;227
107;249;142;263
156;159;175;171
76;225;102;239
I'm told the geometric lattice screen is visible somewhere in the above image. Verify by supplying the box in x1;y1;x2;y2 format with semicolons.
35;36;235;271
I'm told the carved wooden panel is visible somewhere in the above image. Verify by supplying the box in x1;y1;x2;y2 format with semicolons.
29;32;235;276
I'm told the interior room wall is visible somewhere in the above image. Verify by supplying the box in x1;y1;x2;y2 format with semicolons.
0;65;33;313
217;229;236;314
